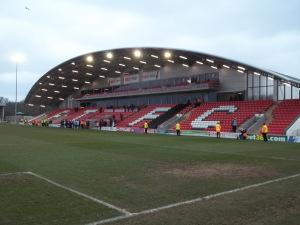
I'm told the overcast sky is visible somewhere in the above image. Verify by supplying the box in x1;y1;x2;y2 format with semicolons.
0;0;300;101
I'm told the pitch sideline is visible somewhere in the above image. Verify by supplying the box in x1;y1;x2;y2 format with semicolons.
85;172;300;225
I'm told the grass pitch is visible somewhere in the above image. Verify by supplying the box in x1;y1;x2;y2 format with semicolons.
0;124;299;225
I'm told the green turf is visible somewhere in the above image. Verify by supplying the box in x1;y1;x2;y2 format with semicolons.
111;176;300;225
0;124;299;225
0;173;120;225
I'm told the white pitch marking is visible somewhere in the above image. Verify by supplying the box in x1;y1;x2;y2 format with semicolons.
0;171;29;176
26;172;131;215
86;173;300;225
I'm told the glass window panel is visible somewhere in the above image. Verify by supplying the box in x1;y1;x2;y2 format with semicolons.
253;74;259;87
292;87;300;99
267;77;274;86
267;86;274;99
253;87;259;100
260;75;267;86
285;85;291;99
278;85;284;100
248;74;253;87
260;86;267;99
248;88;253;100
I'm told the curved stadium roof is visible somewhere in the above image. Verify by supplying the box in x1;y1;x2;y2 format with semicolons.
25;47;300;106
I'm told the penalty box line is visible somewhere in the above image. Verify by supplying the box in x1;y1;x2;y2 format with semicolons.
86;172;300;225
0;171;29;176
26;172;132;216
0;171;131;216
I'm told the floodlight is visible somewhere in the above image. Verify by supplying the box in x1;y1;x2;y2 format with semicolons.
164;51;171;58
11;53;25;63
106;52;113;59
134;50;142;58
86;55;94;63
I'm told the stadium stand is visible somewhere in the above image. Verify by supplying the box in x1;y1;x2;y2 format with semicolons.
268;99;300;135
179;100;273;132
149;103;189;129
116;104;175;128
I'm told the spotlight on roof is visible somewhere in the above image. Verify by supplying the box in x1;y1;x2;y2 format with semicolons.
35;95;41;98
72;70;79;73
39;82;43;85
139;60;147;64
106;52;113;59
133;67;139;70
86;64;94;68
167;59;174;63
151;54;158;59
47;96;53;99
103;60;111;63
206;59;214;63
84;81;91;84
59;98;64;101
268;77;274;81
182;64;189;68
86;55;94;63
99;75;105;78
49;83;55;86
40;105;46;108
28;104;34;107
62;85;67;88
86;73;93;76
254;72;261;76
115;71;121;74
237;70;244;73
154;65;161;68
179;56;187;60
133;49;142;58
54;90;60;93
58;68;62;72
238;66;246;70
41;88;48;92
58;76;65;80
71;62;75;65
223;65;230;69
124;56;131;60
101;67;108;71
196;61;203;65
74;87;79;90
119;63;126;67
211;66;218;70
72;79;78;82
164;51;171;59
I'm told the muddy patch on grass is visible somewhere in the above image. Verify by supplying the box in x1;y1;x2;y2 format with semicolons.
159;163;279;178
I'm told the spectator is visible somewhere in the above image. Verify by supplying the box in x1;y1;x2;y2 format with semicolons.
231;118;238;133
239;128;248;140
261;123;269;142
99;119;103;130
175;122;181;136
144;121;148;134
215;122;221;138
